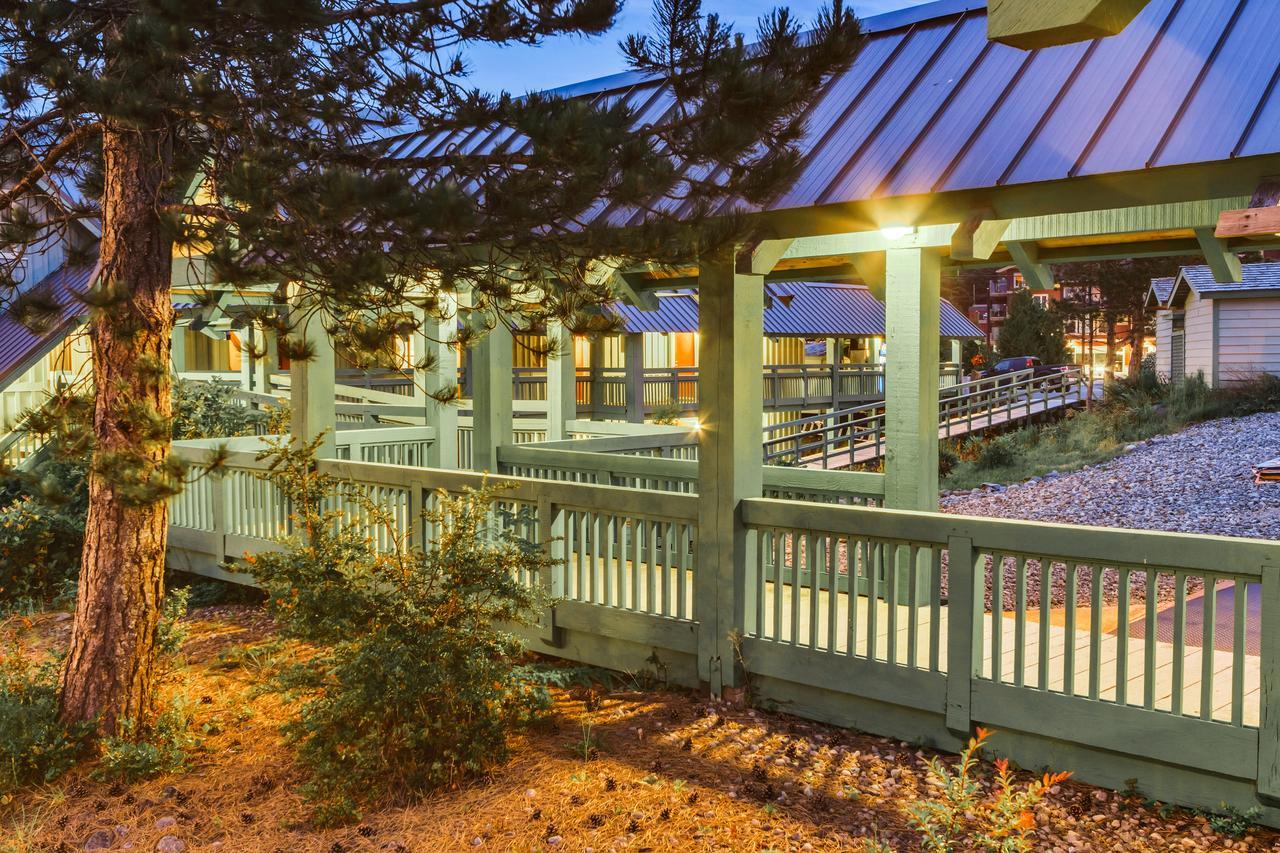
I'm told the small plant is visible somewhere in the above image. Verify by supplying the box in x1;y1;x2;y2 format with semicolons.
95;699;197;783
250;435;554;824
155;588;191;660
904;728;1069;853
0;641;93;794
1201;802;1261;838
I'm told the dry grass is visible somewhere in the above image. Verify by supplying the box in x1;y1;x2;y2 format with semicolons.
2;605;1276;852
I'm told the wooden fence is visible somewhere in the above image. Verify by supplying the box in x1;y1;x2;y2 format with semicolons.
165;442;1280;826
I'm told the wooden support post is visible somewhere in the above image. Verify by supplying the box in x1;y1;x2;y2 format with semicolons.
588;336;606;418
624;332;645;423
945;536;980;735
1258;558;1280;804
419;292;459;469
254;323;280;394
289;292;337;458
696;248;764;695
546;320;577;440
884;247;942;512
238;325;254;391
471;326;513;473
1193;227;1243;285
170;326;187;374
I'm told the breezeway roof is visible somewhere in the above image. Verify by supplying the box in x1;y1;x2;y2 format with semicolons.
0;264;94;390
384;0;1280;228
606;282;982;339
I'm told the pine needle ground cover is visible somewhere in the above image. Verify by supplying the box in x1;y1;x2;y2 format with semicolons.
2;605;1274;852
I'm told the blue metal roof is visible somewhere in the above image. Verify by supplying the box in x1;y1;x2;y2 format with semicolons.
1174;262;1280;301
385;0;1280;224
0;264;94;390
606;282;982;338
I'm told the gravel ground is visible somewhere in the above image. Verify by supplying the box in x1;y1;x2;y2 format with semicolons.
940;412;1280;606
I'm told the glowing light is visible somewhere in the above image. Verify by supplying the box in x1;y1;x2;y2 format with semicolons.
880;226;915;241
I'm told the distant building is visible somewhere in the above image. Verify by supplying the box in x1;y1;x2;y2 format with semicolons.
1147;263;1280;386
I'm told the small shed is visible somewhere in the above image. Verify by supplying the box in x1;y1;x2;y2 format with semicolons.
1147;263;1280;385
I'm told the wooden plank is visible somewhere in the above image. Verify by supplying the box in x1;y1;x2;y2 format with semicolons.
1216;205;1280;240
988;0;1154;50
553;601;698;654
741;499;1280;576
972;681;1257;780
743;637;947;713
945;536;977;734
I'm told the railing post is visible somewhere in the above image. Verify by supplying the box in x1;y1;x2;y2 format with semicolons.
288;286;337;458
210;467;228;562
537;494;565;647
624;332;645;423
945;535;980;736
472;325;513;473
696;247;763;696
545;320;577;441
1258;559;1280;804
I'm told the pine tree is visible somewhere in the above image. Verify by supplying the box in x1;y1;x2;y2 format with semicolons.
0;0;861;733
997;290;1068;365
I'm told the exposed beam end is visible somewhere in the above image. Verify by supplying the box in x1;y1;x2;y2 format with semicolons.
988;0;1152;50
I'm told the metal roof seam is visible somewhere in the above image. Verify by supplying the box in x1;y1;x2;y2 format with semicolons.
1231;53;1280;159
797;24;925;205
1069;0;1188;179
816;11;972;207
874;31;995;198
996;38;1101;187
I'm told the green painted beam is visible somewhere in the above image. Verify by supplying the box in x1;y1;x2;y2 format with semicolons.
470;325;513;473
1193;226;1243;284
1005;241;1053;291
420;292;459;468
288;290;337;458
544;320;577;441
695;247;764;694
988;0;1153;50
883;247;942;512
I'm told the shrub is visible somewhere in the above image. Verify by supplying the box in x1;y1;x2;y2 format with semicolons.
0;453;88;609
974;433;1020;471
0;643;93;794
171;379;273;440
905;728;1069;852
250;437;553;824
96;700;197;782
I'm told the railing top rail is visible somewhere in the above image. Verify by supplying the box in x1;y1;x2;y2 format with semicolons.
173;444;701;522
742;497;1280;576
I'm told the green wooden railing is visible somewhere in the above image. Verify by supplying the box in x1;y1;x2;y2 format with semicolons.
762;366;1086;467
164;441;1280;823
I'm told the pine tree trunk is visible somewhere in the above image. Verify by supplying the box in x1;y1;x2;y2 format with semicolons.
59;125;175;733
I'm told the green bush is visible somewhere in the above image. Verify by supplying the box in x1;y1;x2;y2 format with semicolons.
0;645;93;794
250;437;553;824
95;699;197;783
0;454;88;609
171;378;274;440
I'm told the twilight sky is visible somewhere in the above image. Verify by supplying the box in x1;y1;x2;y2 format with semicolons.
462;1;920;94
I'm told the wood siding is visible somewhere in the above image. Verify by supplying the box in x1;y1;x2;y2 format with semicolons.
1183;291;1215;384
1216;297;1280;384
1154;312;1172;378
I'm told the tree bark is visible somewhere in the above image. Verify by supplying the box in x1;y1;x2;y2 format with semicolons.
59;124;175;733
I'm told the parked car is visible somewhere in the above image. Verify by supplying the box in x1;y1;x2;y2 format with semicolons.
982;356;1073;380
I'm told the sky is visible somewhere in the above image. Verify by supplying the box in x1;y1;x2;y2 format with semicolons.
461;0;920;95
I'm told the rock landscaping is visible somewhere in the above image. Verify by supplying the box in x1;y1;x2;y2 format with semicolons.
941;412;1280;541
942;413;1280;606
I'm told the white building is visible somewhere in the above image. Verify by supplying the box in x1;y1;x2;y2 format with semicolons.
1147;263;1280;386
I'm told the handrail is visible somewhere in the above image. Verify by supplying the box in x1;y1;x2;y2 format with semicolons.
763;366;1085;468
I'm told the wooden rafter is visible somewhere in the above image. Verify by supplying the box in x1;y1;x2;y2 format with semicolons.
987;0;1153;50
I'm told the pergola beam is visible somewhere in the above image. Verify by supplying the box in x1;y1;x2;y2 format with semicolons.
1193;227;1243;284
950;211;1010;261
1215;178;1280;240
988;0;1154;50
1005;241;1053;290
